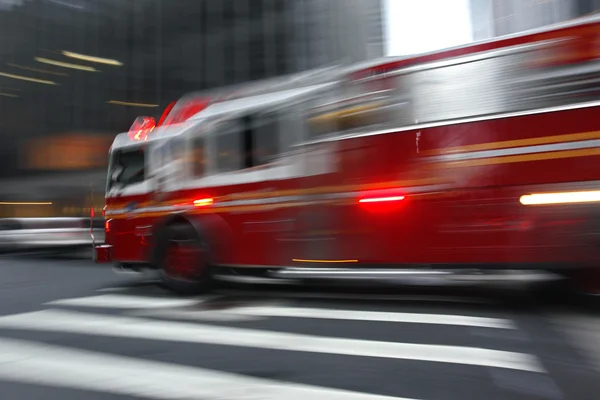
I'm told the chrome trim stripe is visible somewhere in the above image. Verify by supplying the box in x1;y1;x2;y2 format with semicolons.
355;40;556;84
271;268;561;284
223;195;307;207
348;14;600;75
514;61;600;84
429;139;600;162
104;210;124;216
104;184;445;217
297;99;600;146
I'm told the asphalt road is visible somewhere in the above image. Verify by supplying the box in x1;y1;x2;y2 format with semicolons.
0;256;598;400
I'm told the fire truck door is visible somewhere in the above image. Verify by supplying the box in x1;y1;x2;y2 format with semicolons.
138;138;184;262
272;96;341;266
107;145;149;263
151;137;185;196
296;141;340;263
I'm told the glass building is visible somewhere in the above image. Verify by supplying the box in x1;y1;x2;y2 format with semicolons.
470;0;600;41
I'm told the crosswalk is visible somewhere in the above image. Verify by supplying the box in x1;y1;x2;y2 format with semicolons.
0;290;559;399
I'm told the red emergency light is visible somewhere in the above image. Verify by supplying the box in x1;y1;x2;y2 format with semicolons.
157;101;176;127
128;116;156;141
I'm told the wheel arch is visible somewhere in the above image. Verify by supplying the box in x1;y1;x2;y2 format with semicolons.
151;211;234;267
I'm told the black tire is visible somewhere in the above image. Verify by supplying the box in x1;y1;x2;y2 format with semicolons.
157;222;213;295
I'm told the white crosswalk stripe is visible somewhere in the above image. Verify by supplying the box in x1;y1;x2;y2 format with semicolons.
213;289;499;304
45;294;206;309
0;337;411;400
219;305;516;329
46;294;513;328
0;309;544;372
130;308;269;322
0;290;552;399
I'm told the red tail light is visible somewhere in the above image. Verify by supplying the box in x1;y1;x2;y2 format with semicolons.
105;219;111;233
193;198;214;207
359;196;405;204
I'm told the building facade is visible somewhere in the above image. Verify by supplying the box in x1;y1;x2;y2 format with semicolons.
0;0;385;215
470;0;599;41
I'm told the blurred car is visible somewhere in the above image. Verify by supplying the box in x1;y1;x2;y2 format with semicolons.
0;218;104;255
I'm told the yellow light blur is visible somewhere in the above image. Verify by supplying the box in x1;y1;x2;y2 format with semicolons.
107;100;159;108
62;51;123;66
7;63;68;76
292;259;359;263
0;202;52;205
35;57;98;72
0;71;56;85
0;92;18;98
520;190;600;205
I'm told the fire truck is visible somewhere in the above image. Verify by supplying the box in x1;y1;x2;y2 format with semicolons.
96;15;600;294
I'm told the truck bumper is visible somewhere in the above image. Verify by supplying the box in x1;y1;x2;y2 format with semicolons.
94;244;113;263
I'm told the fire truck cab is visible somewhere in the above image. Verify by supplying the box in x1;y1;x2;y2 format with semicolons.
98;74;347;292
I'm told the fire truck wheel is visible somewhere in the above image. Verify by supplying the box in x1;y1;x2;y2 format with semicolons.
158;223;213;295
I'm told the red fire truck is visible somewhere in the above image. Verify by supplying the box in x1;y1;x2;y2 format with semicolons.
96;15;600;294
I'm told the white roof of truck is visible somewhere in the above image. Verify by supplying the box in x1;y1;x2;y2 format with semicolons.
110;81;334;152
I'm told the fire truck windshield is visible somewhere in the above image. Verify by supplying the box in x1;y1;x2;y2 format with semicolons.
106;147;146;192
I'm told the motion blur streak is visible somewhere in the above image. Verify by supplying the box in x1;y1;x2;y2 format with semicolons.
520;190;600;205
292;259;359;263
5;62;69;76
359;196;405;203
45;294;205;309
62;51;123;66
221;305;516;329
0;71;56;85
0;202;52;205
34;57;99;72
107;100;159;108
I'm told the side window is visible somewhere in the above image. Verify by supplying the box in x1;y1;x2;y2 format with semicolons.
306;87;341;139
216;120;242;173
411;50;524;123
169;137;186;183
171;137;185;163
253;113;279;166
304;78;412;140
280;103;304;152
150;144;162;175
210;113;283;173
192;136;206;177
